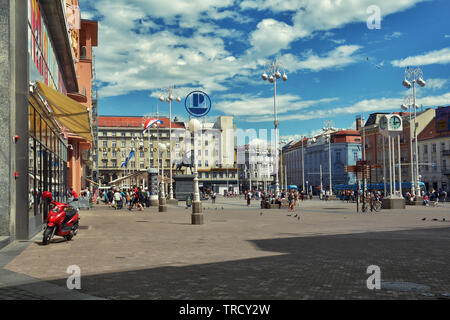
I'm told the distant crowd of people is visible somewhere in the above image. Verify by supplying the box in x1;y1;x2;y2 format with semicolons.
244;189;314;212
100;186;150;211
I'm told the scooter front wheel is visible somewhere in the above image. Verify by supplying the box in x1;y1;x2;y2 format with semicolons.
42;226;54;245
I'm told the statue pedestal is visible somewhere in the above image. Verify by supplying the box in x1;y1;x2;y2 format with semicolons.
174;175;195;201
381;197;406;209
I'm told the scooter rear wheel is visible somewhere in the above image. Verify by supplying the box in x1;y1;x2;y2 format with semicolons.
64;233;73;241
42;227;54;245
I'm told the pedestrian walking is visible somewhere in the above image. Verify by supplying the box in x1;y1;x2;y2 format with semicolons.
288;191;295;212
113;189;123;209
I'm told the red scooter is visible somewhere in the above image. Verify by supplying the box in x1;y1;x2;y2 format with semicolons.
41;191;80;245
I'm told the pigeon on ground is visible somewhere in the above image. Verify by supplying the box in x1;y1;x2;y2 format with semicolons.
297;216;300;220
260;212;263;216
432;218;438;221
287;214;291;216
421;218;426;221
443;218;446;222
221;207;224;210
294;214;298;218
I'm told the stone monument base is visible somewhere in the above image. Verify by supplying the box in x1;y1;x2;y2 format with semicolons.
192;201;202;213
191;213;204;225
150;196;159;206
167;199;178;205
174;175;195;201
382;197;406;209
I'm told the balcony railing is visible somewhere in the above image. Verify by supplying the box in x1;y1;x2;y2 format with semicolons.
442;149;450;156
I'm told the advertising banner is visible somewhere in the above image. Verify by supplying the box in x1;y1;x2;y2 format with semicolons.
436;106;450;132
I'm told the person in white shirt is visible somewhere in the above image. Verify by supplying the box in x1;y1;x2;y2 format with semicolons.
113;189;123;209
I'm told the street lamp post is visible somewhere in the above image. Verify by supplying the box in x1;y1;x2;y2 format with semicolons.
158;142;168;212
327;134;332;196
401;95;415;197
189;119;203;224
323;122;334;196
402;67;426;198
262;59;287;197
159;87;181;201
302;136;305;193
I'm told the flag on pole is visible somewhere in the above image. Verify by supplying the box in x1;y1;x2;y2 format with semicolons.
120;150;135;168
143;118;163;134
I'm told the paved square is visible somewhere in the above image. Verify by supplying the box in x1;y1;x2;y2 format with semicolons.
2;198;450;299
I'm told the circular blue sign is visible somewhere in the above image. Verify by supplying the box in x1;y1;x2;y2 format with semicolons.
185;91;211;118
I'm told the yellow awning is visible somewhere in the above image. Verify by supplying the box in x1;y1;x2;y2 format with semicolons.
35;81;93;141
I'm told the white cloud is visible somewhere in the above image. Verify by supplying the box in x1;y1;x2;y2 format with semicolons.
384;31;403;40
215;93;339;118
391;47;450;67
425;78;448;90
248;19;299;57
257;92;450;122
279;45;363;72
242;0;425;58
244;1;424;36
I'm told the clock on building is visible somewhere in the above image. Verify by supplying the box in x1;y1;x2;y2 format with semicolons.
380;114;403;137
389;115;402;130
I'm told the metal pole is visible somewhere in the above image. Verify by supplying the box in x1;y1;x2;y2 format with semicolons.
409;104;414;196
392;136;396;195
388;136;393;196
362;113;367;192
398;134;402;197
329;134;332;195
273;66;280;197
157;104;160;179
285;165;288;191
413;81;421;197
320;164;323;196
382;136;387;196
249;164;252;191
302;137;305;192
169;88;174;200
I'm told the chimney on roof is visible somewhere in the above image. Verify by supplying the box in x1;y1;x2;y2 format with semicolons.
356;116;362;131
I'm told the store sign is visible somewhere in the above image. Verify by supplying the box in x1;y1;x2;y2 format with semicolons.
185;91;211;118
436;106;450;132
29;0;63;91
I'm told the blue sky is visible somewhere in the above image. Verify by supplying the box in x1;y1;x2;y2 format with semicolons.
80;0;450;142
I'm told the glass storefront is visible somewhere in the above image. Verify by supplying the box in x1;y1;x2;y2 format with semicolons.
28;103;68;220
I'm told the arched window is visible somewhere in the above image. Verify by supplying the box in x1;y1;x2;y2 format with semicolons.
81;46;87;59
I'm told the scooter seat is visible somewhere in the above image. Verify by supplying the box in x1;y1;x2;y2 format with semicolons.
65;208;78;219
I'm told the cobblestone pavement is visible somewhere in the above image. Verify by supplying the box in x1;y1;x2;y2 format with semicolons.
3;198;450;300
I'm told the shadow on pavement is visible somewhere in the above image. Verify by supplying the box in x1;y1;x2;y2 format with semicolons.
30;226;450;300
